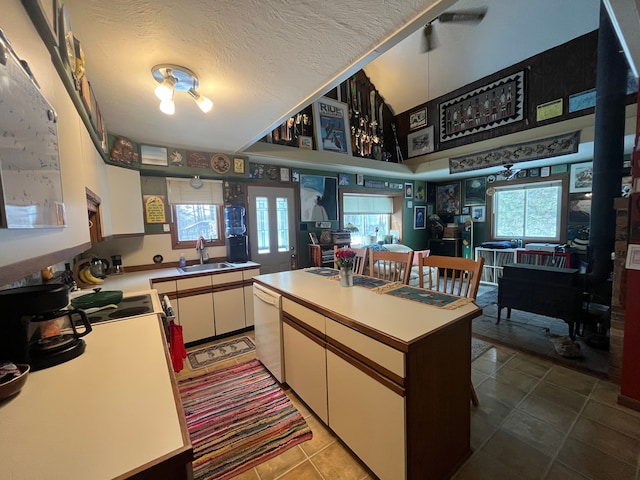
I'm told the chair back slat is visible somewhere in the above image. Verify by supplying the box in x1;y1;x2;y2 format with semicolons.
368;250;414;284
334;246;368;275
417;255;485;300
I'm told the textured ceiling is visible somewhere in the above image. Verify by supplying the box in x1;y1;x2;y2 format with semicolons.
60;0;456;153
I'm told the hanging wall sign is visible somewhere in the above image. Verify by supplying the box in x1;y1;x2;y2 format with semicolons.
144;195;166;224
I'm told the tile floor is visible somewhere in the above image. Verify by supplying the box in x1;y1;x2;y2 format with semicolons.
176;332;640;480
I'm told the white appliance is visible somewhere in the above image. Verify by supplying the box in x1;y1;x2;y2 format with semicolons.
253;283;284;382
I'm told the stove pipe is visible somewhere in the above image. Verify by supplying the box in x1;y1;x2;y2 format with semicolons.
589;3;628;284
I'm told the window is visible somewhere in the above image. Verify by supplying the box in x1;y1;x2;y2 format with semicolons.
343;194;393;245
255;195;291;254
170;204;225;248
492;180;563;242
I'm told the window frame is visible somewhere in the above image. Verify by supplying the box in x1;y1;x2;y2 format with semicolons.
339;188;404;245
169;204;226;250
486;174;568;243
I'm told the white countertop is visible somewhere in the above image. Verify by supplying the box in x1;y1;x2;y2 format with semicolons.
255;270;480;345
0;315;189;479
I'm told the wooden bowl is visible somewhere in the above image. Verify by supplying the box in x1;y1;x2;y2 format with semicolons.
0;364;30;401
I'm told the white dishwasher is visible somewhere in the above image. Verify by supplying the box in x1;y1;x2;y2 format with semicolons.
253;283;284;382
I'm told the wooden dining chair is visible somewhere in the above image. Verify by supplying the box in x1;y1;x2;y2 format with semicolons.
417;254;485;406
368;249;414;284
334;246;368;275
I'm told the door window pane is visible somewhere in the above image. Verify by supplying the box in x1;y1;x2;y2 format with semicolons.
276;197;290;252
255;196;270;253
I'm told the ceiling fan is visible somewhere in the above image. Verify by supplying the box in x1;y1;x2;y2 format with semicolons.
423;7;488;52
499;164;521;181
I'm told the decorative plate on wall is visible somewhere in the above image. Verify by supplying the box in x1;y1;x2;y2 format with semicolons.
210;154;231;174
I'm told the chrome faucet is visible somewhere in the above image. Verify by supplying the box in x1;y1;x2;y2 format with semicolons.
195;236;207;264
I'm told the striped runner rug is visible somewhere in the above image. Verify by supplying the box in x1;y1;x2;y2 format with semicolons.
179;359;312;480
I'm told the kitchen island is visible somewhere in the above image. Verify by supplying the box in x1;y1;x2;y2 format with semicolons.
254;269;482;480
0;313;192;479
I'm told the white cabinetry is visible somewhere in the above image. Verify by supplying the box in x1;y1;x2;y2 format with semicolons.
475;247;518;285
176;276;214;343
103;165;144;236
242;268;260;327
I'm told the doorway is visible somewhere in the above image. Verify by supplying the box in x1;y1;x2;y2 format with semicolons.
247;185;297;274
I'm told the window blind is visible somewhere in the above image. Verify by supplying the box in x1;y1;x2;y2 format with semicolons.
166;178;223;205
343;195;393;214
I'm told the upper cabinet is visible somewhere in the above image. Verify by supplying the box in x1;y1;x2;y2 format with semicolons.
102;165;144;238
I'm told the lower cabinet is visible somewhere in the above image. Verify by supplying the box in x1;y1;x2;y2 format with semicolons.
327;349;406;480
214;288;245;335
177;292;215;343
283;321;328;423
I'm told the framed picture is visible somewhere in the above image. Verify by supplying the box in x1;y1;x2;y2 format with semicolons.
540;166;551;177
409;108;427;130
414;182;425;201
414;206;426;229
339;173;350;186
312;97;351;154
404;183;413;199
570;162;594;193
280;167;290;182
298;136;313;150
462;206;470;215
407;125;434;157
300;174;338;221
472;205;486;222
233;157;245;174
140;145;168;166
436;183;461;215
464;177;486;205
292;169;300;182
356;174;364;186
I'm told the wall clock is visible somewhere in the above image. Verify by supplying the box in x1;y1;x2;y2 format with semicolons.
210;153;230;174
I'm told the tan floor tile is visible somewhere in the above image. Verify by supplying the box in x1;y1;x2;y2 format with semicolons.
569;416;640;466
310;441;369;480
477;345;517;365
591;380;621;406
476;430;552;480
299;415;337;456
277;460;324;480
501;410;565;457
530;381;588;412
453;450;525;480
476;377;529;408
544;366;598;396
518;395;579;433
472;356;504;376
472;369;491;387
581;400;640;440
504;354;553;378
471;395;514;427
230;467;260;479
492;365;540;393
544;461;590;480
285;391;312;418
470;414;499;451
557;437;637;480
255;445;307;480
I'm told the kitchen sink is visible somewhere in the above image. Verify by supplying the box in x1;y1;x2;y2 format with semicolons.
179;262;233;273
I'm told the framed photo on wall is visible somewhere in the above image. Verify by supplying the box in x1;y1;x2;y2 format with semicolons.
312;97;351;155
300;174;338;221
464;177;486;205
569;162;593;193
414;206;426;229
407;125;434;157
409;109;427;130
472;205;486;222
436;182;461;215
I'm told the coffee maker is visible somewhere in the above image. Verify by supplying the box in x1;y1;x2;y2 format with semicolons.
0;284;92;370
225;205;248;263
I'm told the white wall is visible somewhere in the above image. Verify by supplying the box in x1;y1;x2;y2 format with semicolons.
0;2;104;270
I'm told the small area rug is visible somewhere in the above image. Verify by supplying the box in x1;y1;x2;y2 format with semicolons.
472;337;494;361
187;336;255;370
179;359;312;480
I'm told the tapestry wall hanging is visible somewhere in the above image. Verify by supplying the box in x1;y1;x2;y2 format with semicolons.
448;130;581;174
439;71;525;143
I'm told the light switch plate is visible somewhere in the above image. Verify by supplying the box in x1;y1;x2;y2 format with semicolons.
163;224;170;232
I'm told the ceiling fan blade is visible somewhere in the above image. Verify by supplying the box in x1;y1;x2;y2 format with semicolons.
438;8;487;23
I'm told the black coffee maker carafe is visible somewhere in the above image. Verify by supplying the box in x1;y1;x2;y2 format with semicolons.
0;284;92;371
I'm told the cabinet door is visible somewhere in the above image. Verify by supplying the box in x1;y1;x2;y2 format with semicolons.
243;285;254;326
327;350;406;480
283;321;328;423
213;288;245;335
177;292;214;343
104;165;144;236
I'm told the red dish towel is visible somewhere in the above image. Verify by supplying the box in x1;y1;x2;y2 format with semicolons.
169;320;187;373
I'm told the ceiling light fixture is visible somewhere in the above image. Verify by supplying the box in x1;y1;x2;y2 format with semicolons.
151;64;213;115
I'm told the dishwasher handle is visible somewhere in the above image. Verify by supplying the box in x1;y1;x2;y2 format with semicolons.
254;285;280;307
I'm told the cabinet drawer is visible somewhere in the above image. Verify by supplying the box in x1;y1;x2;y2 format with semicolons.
151;280;176;295
282;298;326;334
211;271;243;285
177;275;211;290
242;268;260;280
326;319;404;379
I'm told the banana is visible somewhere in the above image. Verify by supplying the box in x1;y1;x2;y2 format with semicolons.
79;266;103;285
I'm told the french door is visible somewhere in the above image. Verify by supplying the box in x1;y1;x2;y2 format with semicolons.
247;185;297;273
